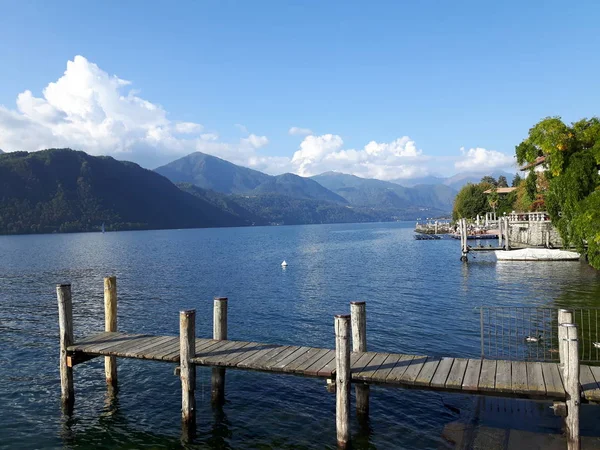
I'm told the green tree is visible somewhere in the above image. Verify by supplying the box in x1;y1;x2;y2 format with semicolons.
511;173;522;187
497;175;509;188
516;117;600;268
452;183;490;220
480;176;497;186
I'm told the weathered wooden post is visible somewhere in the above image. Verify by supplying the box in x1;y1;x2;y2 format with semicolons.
212;297;228;406
562;323;580;450
180;309;196;437
434;221;438;235
57;284;74;412
558;309;574;375
104;276;118;388
335;314;351;449
350;302;369;416
460;218;468;261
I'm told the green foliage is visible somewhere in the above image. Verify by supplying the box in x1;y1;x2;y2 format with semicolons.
452;183;490;220
525;171;537;199
480;176;497;186
497;175;509;188
511;173;522;187
516;116;600;268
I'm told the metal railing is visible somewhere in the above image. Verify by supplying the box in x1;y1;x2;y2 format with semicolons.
479;307;600;363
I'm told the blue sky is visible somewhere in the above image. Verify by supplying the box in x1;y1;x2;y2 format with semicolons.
0;0;598;179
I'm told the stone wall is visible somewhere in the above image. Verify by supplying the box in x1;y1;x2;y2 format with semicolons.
507;221;563;247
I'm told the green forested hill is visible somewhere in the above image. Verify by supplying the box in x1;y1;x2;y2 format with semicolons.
0;149;248;234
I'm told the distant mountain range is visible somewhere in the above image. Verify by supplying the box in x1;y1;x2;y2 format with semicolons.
394;170;516;190
0;148;510;235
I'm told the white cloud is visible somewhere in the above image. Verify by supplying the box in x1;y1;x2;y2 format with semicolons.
288;126;313;136
234;123;248;133
0;55;270;168
455;147;515;171
289;134;427;180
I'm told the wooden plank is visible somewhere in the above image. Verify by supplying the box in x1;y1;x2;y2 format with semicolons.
214;342;256;365
370;354;403;382
541;362;565;398
283;347;328;373
445;358;468;389
587;365;600;402
125;336;177;359
526;362;546;395
461;359;481;391
511;361;528;394
350;352;377;374
195;341;248;365
251;346;293;371
71;331;116;346
386;355;416;383
293;348;332;374
494;360;512;393
414;357;441;387
263;346;306;371
304;351;336;377
400;356;428;384
580;365;600;402
238;345;288;370
353;352;389;381
218;342;264;366
271;347;310;370
95;335;155;356
317;353;338;377
478;359;497;392
430;357;454;388
69;332;132;353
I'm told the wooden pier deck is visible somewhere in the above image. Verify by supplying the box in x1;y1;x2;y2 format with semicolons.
68;331;600;403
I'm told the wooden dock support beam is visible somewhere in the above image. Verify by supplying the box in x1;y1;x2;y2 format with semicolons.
212;297;228;406
57;284;74;412
503;216;510;251
351;301;369;416
335;314;351;449
498;216;503;248
562;323;580;450
558;309;573;374
104;276;118;388
460;218;468;261
180;309;196;437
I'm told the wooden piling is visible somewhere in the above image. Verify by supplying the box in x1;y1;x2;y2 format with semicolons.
460;218;468;261
335;314;351;449
558;309;574;375
498;216;503;248
351;302;369;416
180;309;196;433
562;323;580;450
104;276;118;388
57;284;74;411
503;217;510;251
212;297;228;405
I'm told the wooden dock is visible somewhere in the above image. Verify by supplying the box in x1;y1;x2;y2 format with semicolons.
57;278;596;449
67;331;600;402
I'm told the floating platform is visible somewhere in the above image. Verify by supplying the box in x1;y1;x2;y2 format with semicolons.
495;248;581;261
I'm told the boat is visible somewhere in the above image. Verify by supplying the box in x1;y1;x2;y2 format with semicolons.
495;248;580;261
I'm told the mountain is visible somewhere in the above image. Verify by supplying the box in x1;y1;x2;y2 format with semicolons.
393;170;516;190
0;149;4;154
178;183;374;225
156;152;346;203
0;149;247;234
154;151;270;193
311;172;456;214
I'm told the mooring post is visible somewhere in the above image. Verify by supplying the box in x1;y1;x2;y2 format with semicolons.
335;314;351;449
558;309;574;375
180;309;196;437
57;284;74;412
212;297;228;406
104;276;118;388
460;218;468;261
562;323;580;450
498;216;503;248
503;217;510;251
350;302;369;416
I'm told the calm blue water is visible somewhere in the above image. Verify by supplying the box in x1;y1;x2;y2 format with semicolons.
1;222;600;449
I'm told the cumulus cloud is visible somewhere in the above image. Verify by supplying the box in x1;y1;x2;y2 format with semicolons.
289;134;428;180
455;147;515;171
288;126;313;136
0;55;269;168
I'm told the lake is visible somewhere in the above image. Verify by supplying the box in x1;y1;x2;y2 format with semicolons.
1;222;600;449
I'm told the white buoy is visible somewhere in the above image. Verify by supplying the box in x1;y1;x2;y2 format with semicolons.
281;260;288;267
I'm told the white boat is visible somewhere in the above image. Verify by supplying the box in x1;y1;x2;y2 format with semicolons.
281;260;288;267
495;248;580;261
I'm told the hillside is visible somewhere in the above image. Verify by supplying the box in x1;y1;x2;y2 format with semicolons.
311;172;455;213
395;170;516;190
0;149;248;234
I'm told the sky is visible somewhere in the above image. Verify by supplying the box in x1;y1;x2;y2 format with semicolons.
0;0;599;180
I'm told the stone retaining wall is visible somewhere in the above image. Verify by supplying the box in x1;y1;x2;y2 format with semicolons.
507;221;563;247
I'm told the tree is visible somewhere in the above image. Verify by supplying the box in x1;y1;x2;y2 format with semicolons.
480;176;497;186
452;183;490;220
516;116;600;268
511;173;522;187
497;175;509;188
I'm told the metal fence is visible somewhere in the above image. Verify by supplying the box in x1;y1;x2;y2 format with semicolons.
479;307;600;363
